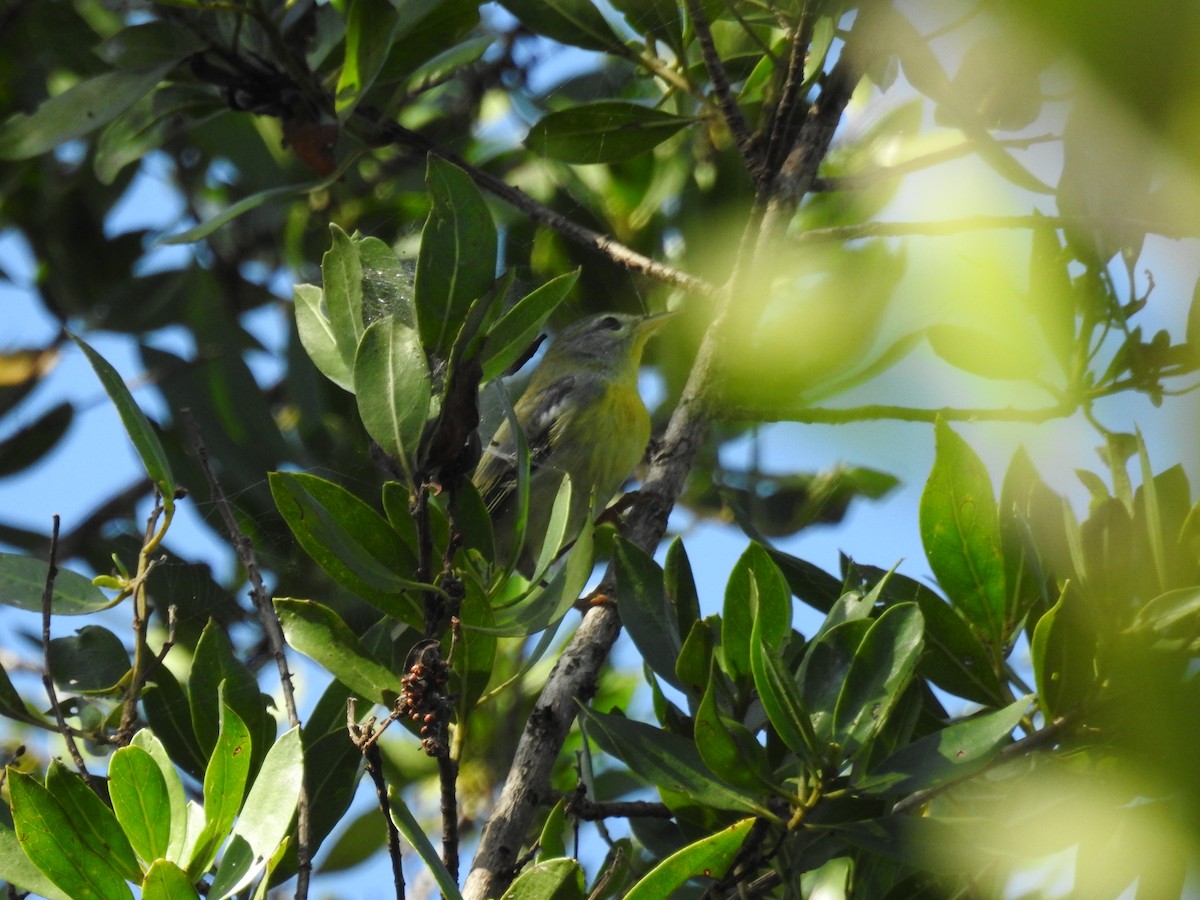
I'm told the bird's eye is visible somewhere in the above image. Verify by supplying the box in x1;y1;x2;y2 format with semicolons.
599;315;622;331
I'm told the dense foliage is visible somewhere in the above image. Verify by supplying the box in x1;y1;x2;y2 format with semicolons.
1;0;1199;897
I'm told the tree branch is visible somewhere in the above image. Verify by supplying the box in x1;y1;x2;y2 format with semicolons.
181;410;311;899
723;400;1078;425
351;113;718;298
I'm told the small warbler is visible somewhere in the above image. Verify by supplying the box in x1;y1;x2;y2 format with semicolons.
472;310;676;573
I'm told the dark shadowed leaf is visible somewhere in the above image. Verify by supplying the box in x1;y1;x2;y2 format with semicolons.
48;625;130;694
496;0;623;52
614;538;683;691
527;102;694;164
0;553;113;615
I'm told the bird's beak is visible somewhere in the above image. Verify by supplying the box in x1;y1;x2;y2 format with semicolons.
636;309;679;338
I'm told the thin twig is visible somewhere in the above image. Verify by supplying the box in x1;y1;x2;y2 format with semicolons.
567;796;674;820
438;755;460;886
350;113;718;298
115;499;168;746
794;214;1187;243
684;0;760;178
39;516;97;790
181;409;311;899
351;708;406;900
762;0;816;179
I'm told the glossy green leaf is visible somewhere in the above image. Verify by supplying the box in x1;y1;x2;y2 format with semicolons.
526;102;694;164
920;419;1007;645
142;665;207;781
675;617;715;698
624;818;754;900
142;859;200;899
1031;587;1096;718
415;156;498;356
294;284;353;392
800;618;871;750
269;471;423;625
70;334;175;511
663;537;701;638
354;314;432;480
722;543;792;686
322;223;367;354
110;747;172;865
275;598;398;706
500;857;586;899
496;0;623;52
44;761;141;882
696;664;775;792
0;810;71;900
1132;586;1200;635
187;700;252;879
130;730;190;863
912;587;1007;706
0;553;113;615
538;798;570;861
479;270;579;381
750;613;818;763
579;706;771;817
48;625;130;694
210;728;303;900
336;0;400;117
389;789;464;900
406;35;494;93
855;695;1032;795
832;603;924;756
190;620;271;770
0;65;172;160
614;537;683;691
8;769;134;899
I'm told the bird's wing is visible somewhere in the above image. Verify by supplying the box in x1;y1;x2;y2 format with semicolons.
474;374;601;513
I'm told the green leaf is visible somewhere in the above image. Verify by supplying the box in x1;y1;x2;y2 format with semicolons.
336;0;400;118
832;603;924;757
920;419;1007;646
275;598;399;706
354;314;432;480
187;699;253;879
623;818;754;900
190;620;272;772
664;537;701;638
160;153;360;245
614;538;683;691
109;746;173;865
44;761;141;883
750;614;818;764
537;798;569;861
927;325;1044;381
0;65;172;160
526;102;694;164
8;769;134;900
696;664;775;792
95;22;205;69
800;618;871;752
142;665;207;781
322;223;366;360
294;284;353;392
415;156;498;356
1031;587;1096;718
0;553;113;615
269;471;423;625
480;270;578;381
70;334;175;511
675;618;715;698
855;695;1032;795
94;85;221;185
130;730;189;864
48;625;130;694
579;706;772;818
142;859;200;899
496;0;623;52
0;810;72;900
722;543;791;685
911;587;1007;706
209;728;303;900
389;790;464;900
0;657;43;724
406;35;494;93
500;858;586;899
766;547;844;614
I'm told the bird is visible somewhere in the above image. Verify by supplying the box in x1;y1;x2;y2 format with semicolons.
471;310;676;575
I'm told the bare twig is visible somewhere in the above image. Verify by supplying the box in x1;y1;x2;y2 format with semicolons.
181;409;311;899
684;0;760;178
350;706;406;899
115;499;168;746
567;796;674;821
39;516;97;790
438;755;460;885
